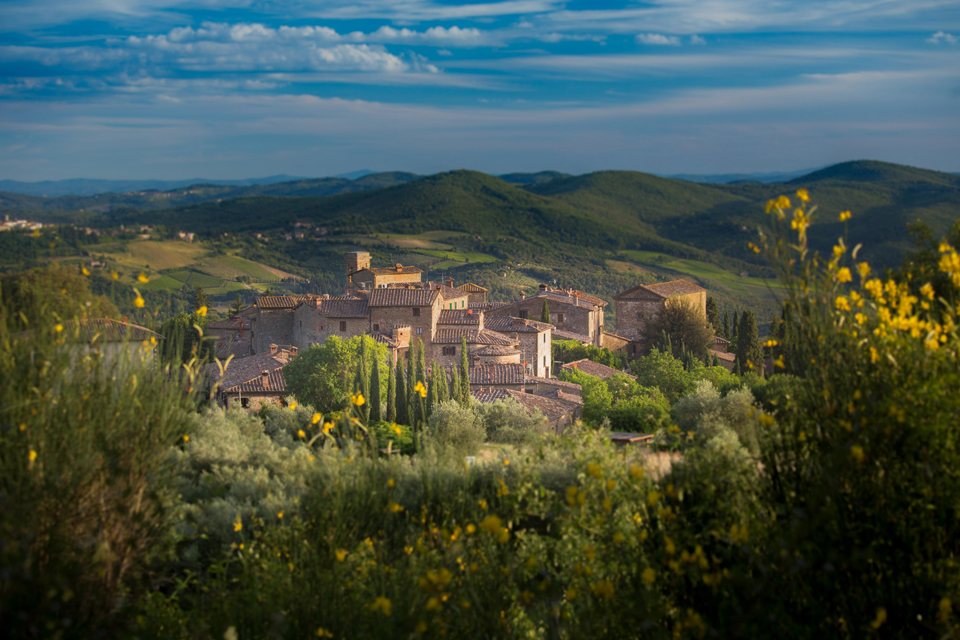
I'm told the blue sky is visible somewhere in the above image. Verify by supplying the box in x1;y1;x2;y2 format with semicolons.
1;1;958;181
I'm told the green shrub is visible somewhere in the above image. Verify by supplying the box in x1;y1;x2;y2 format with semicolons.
424;401;485;457
474;398;550;444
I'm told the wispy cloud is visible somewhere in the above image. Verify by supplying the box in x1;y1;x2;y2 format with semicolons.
927;31;958;44
636;33;681;46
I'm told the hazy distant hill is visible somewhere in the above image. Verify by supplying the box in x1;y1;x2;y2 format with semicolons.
0;175;309;197
667;168;821;184
499;171;570;186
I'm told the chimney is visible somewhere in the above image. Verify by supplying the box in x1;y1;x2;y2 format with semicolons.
261;370;269;389
290;346;298;356
396;263;403;272
539;283;548;292
520;291;525;300
270;343;278;355
446;277;454;288
467;309;473;315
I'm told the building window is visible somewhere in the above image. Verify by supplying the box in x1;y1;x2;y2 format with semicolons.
340;321;347;332
241;398;250;408
544;355;547;369
413;307;420;317
417;327;423;335
557;313;564;328
443;346;456;356
519;310;528;320
373;323;380;332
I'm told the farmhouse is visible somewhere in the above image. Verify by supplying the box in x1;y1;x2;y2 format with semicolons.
613;279;707;355
484;283;607;348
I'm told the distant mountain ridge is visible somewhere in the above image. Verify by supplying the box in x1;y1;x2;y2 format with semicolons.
0;175;310;197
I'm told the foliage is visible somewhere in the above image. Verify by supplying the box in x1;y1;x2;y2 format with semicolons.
158;311;213;363
735;309;762;375
552;339;627;370
640;295;714;360
557;368;614;426
0;264;119;330
630;348;698;403
283;335;388;414
424;400;486;458
672;381;762;454
474;399;550;445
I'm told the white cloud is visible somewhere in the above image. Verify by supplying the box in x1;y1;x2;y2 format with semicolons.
636;33;681;46
927;31;958;44
690;34;706;45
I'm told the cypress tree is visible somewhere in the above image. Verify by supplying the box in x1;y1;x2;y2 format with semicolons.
415;340;427;424
734;359;742;376
732;310;739;339
370;356;382;423
359;337;370;421
406;338;416;423
459;336;470;404
425;367;437;419
395;358;408;425
540;299;551;324
722;311;730;339
437;364;449;403
736;310;763;376
450;364;462;407
712;353;720;367
386;354;396;422
705;296;720;332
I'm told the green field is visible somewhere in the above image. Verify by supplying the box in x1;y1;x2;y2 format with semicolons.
217;255;283;281
414;249;497;263
99;240;209;271
204;281;248;295
138;275;185;292
620;250;784;292
502;272;540;289
425;260;465;271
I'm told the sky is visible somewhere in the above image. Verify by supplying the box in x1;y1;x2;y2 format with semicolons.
0;1;958;181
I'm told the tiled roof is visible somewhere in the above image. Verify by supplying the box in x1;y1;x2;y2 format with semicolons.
64;318;163;343
350;265;423;276
208;317;249;330
475;344;520;356
467;363;525;386
478;302;509;310
370;332;398;348
472;388;580;422
561;358;636;380
256;295;315;309
215;336;252;359
433;328;515;345
319;298;368;318
485;315;552;334
614;279;705;300
472;388;513;402
437;309;481;325
527;291;604;310
205;348;293;390
368;288;439;307
552;328;592;344
603;331;632;342
457;282;488;293
714;336;731;345
224;369;287;394
708;349;736;362
524;376;583;395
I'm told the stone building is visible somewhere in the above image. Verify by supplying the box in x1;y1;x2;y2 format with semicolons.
249;295;317;354
292;296;369;347
345;251;423;294
613;279;707;355
456;282;488;305
472;388;582;434
484;315;553;378
206;344;296;410
485;283;607;348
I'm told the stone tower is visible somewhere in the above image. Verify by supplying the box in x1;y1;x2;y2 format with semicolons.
345;251;371;278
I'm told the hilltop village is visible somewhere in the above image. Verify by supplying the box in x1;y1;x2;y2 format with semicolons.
206;251;730;426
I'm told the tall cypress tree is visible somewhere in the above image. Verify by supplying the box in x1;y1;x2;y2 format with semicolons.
414;340;427;425
406;338;416;424
732;310;739;339
370;356;382;423
425;367;436;419
540;299;551;324
459;336;470;404
386;354;396;422
735;310;763;376
450;365;462;407
437;364;449;404
359;337;370;421
705;296;720;332
395;358;408;425
722;311;730;340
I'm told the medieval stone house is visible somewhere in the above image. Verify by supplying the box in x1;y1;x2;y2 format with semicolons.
484;283;607;348
613;279;707;355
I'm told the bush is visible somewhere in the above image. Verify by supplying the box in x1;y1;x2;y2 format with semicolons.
672;380;762;454
424;401;485;457
474;398;550;444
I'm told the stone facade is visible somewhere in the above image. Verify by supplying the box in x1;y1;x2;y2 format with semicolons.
484;315;553;378
368;287;443;360
456;282;488;306
613;280;707;345
485;284;606;348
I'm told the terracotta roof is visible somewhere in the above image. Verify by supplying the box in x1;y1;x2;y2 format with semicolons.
434;328;515;345
603;331;632;342
256;295;315;309
708;349;736;362
319;298;369;318
208;317;249;330
472;388;580;422
614;279;705;300
478;302;509;310
552;328;592;344
524;376;583;395
215;336;252;359
457;282;488;293
561;358;636;380
224;368;287;394
528;291;605;310
472;388;513;402
437;309;481;325
474;345;520;356
350;265;423;277
205;348;294;390
370;332;398;348
368;288;439;307
485;315;552;334
63;318;163;343
715;336;731;345
467;364;526;386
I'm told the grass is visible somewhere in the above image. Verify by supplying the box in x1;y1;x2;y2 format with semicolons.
217;255;287;281
425;260;466;271
99;240;209;271
138;275;185;292
414;249;497;263
620;250;784;292
205;281;248;295
372;231;469;250
185;272;225;289
502;272;541;289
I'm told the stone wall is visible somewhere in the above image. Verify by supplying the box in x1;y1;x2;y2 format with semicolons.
252;309;294;354
488;297;602;347
224;392;284;412
615;291;704;344
369;297;441;355
292;305;368;351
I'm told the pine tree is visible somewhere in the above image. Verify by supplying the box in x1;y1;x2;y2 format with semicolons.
386;354;396;422
450;365;462;407
459;336;470;404
735;310;763;377
540;299;551;324
722;311;730;339
370;357;382;423
395;358;408;425
705;296;720;332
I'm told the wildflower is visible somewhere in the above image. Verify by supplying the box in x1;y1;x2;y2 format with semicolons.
647;491;661;507
28;449;37;463
335;549;348;562
322;421;334;434
111;271;119;280
587;462;602;478
777;195;791;209
920;283;936;300
642;567;656;584
298;429;306;439
425;597;442;611
763;338;778;347
664;536;676;555
388;502;404;513
133;291;145;308
196;305;208;316
796;188;809;202
277;511;284;519
466;524;476;534
606;478;616;491
837;267;852;283
138;272;149;283
856;262;872;279
478;499;488;510
630;464;645;481
503;459;510;466
748;241;760;254
414;381;427;398
349;392;365;407
234;518;242;532
81;266;90;276
312;412;322;424
839;210;852;221
835;296;850;312
370;596;392;616
851;445;865;463
870;607;887;629
602;497;613;513
150;336;157;345
869;346;880;363
55;324;63;333
183;435;189;442
479;514;503;535
592;580;615;600
316;628;334;638
758;414;775;427
388;478;395;488
32;229;40;238
765;199;776;214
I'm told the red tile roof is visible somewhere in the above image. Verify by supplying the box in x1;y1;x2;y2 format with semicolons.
485;315;552;334
552;328;592;344
205;348;293;390
319;298;369;318
467;364;525;385
457;282;488;292
474;344;520;356
433;328;515;345
208;317;249;330
256;295;316;309
709;349;736;362
215;336;252;359
524;376;583;395
224;368;287;394
561;358;636;380
368;288;439;307
472;388;580;422
614;279;705;300
370;332;399;348
437;309;481;325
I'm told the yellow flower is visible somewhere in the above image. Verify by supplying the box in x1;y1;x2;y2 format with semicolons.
836;267;852;283
835;296;850;311
870;607;887;629
351;392;365;406
765;199;776;214
233;518;242;532
774;355;785;369
298;429;306;439
111;271;119;280
183;435;189;442
150;336;157;345
587;462;602;478
388;502;404;513
503;459;510;466
479;514;503;535
414;381;427;398
920;283;935;300
312;412;322;424
81;266;90;276
316;628;334;638
54;324;63;333
133;291;145;308
748;241;760;254
289;402;298;410
856;262;872;280
391;423;402;436
642;567;656;585
592;580;615;600
277;511;284;519
388;478;395;488
777;195;791;209
796;188;809;202
371;596;392;616
763;338;778;348
28;449;37;462
758;414;775;427
32;229;40;238
851;445;865;463
425;597;442;612
196;305;208;316
335;549;347;562
138;272;149;283
839;210;852;222
647;491;661;507
630;464;645;481
869;346;880;363
323;421;334;434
